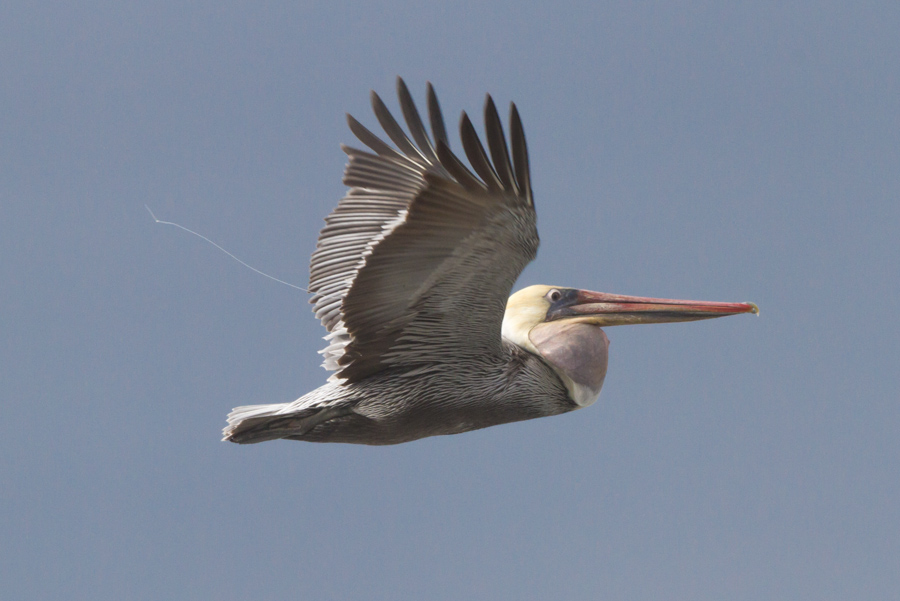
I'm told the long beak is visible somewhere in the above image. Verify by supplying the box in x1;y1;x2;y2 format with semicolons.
554;290;759;327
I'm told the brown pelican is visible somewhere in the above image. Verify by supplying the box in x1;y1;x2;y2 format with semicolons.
223;78;757;445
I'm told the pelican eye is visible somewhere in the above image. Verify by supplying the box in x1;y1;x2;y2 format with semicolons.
547;289;562;303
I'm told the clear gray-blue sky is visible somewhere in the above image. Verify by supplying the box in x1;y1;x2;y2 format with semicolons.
3;2;898;599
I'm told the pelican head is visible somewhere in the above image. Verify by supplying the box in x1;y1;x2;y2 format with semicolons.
502;285;758;407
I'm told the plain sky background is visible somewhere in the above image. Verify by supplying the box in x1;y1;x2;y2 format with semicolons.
3;2;898;600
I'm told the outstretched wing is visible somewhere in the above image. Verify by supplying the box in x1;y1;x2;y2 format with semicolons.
309;78;538;383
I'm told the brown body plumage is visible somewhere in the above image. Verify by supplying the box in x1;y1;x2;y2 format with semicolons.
228;344;572;445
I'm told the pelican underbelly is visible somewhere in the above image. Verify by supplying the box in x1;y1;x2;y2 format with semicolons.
292;353;577;445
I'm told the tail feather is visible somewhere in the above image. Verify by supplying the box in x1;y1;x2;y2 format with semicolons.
223;403;307;444
223;400;352;444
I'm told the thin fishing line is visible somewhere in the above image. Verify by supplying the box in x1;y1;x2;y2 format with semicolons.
146;205;307;292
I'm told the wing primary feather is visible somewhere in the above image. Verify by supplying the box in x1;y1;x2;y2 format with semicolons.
396;78;439;165
459;112;503;191
435;139;488;192
483;96;518;194
509;102;533;206
346;116;405;162
370;90;427;164
426;82;450;148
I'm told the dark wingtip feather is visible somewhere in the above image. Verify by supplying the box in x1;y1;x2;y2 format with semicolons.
459;111;503;191
396;77;438;164
426;82;449;148
347;113;405;161
483;95;517;194
436;138;487;192
370;89;427;163
509;102;533;206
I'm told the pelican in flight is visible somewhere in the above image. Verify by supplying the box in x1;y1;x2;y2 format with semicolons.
224;78;757;445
